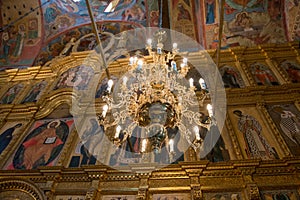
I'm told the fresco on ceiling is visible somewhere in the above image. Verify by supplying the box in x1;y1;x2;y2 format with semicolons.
169;0;198;42
0;1;43;67
266;104;300;156
249;62;279;86
231;108;280;160
54;65;94;91
21;80;47;103
279;60;300;83
34;22;139;66
219;65;245;88
41;0;154;40
0;83;24;104
203;0;287;49
69;117;104;167
284;0;300;41
4;118;74;170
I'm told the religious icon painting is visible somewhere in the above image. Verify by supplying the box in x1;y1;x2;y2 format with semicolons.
68;117;105;167
0;121;26;158
3;118;74;170
152;193;190;200
278;60;300;83
266;104;300;156
228;106;283;160
219;65;245;88
21;80;47;103
54;65;94;91
249;62;279;86
0;83;24;104
260;189;299;200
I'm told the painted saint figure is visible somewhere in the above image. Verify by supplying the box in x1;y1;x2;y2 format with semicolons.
22;81;47;103
11;119;71;170
206;0;215;24
0;123;22;154
251;64;278;86
272;106;300;146
233;110;277;160
0;84;23;104
21;120;63;169
220;66;244;88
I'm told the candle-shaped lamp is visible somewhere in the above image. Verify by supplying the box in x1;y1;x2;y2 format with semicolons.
193;126;200;140
141;139;147;152
137;59;143;70
207;104;213;117
102;104;108;117
107;79;114;93
115;125;121;139
147;38;152;46
199;78;207;90
172;43;178;50
171;61;177;71
169;139;174;152
123;76;128;86
189;78;194;88
129;57;134;65
183;57;188;65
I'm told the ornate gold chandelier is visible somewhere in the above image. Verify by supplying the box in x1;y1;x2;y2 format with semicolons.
97;30;215;159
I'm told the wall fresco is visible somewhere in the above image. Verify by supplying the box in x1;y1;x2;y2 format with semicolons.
0;1;43;67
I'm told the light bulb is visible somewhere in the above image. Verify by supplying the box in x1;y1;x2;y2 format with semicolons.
169;139;174;152
183;57;188;65
141;139;147;152
129;57;134;65
137;60;143;70
147;38;152;46
199;78;207;90
207;104;213;117
172;43;178;49
171;61;177;71
107;79;114;93
102;104;108;117
193;126;200;140
115;125;121;138
123;76;128;86
189;78;194;88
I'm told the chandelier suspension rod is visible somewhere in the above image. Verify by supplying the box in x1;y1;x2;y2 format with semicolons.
85;0;110;79
216;0;225;67
159;0;163;29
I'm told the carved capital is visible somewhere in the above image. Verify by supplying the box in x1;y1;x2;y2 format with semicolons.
191;186;203;200
137;188;147;200
247;184;261;200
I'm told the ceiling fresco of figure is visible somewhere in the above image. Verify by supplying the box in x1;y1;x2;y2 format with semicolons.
193;0;299;49
0;0;158;69
0;0;299;70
